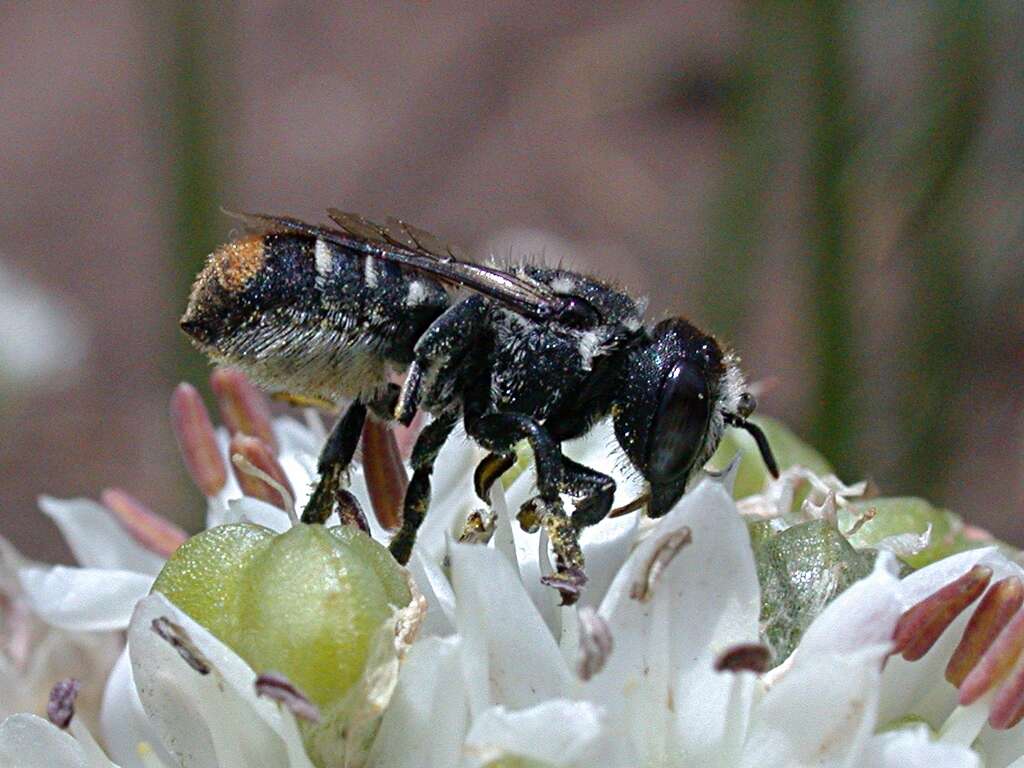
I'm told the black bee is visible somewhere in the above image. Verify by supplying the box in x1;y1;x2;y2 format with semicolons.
181;209;778;591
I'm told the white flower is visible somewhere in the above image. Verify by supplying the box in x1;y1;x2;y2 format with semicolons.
0;593;327;768
373;470;984;768
877;547;1024;767
0;256;87;393
0;535;120;730
5;368;1015;767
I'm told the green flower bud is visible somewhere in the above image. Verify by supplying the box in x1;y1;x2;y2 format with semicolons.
708;416;833;499
153;523;411;710
484;758;556;768
840;497;990;570
751;519;875;661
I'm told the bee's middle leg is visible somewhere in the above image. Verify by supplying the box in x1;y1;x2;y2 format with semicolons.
388;410;459;564
464;412;563;502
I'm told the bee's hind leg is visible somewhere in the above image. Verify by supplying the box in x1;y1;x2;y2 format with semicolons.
301;400;368;524
301;385;400;525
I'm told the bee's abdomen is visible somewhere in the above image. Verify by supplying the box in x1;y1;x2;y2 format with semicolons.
181;232;449;403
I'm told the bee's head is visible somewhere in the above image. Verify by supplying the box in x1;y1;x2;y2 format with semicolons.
614;318;778;517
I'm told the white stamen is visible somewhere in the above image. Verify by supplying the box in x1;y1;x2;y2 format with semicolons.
939;695;992;746
231;453;297;523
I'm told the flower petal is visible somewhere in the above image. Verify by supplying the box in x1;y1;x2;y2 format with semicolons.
19;566;154;631
101;649;174;768
0;713;107;768
128;593;314;768
587;478;761;767
861;726;980;768
369;636;468;768
39;497;165;576
463;700;609;768
449;541;571;714
792;552;902;661
741;645;888;768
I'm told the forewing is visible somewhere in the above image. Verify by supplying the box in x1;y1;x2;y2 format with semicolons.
227;208;565;321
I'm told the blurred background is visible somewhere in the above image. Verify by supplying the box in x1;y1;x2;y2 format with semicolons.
0;1;1021;562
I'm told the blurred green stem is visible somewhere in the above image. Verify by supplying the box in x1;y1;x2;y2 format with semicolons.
804;0;857;474
896;2;987;497
702;7;779;335
166;2;227;390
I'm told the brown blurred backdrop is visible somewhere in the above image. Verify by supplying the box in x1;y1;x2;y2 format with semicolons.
1;1;1021;562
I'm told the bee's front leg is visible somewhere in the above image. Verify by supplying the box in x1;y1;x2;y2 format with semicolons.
560;457;617;529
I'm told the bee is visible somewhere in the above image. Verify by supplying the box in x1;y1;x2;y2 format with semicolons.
181;209;778;595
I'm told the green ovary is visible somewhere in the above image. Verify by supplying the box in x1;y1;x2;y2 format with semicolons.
153;522;411;710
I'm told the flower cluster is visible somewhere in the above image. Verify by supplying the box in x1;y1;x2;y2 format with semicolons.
2;370;1022;767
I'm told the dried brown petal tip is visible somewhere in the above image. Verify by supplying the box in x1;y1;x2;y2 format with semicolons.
229;434;294;511
959;606;1024;706
630;527;693;603
715;643;773;674
170;382;227;496
102;487;187;558
255;672;322;724
210;367;278;452
47;678;80;729
577;606;613;681
361;419;408;532
152;616;211;675
947;577;1024;687
893;565;992;662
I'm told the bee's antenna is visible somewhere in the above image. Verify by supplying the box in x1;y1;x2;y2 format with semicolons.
723;412;780;478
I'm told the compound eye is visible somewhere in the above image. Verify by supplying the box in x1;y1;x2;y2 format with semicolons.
647;360;711;482
556;295;601;329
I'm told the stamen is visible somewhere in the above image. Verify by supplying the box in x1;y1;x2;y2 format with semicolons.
255;672;322;723
46;678;80;729
540;566;587;606
577;607;613;681
946;577;1024;687
715;643;773;674
893;565;992;661
229;434;295;513
989;657;1024;729
360;419;408;531
101;487;187;558
960;608;1024;706
170;383;227;496
151;616;211;675
939;697;992;746
630;527;693;603
842;506;876;537
210;367;278;452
